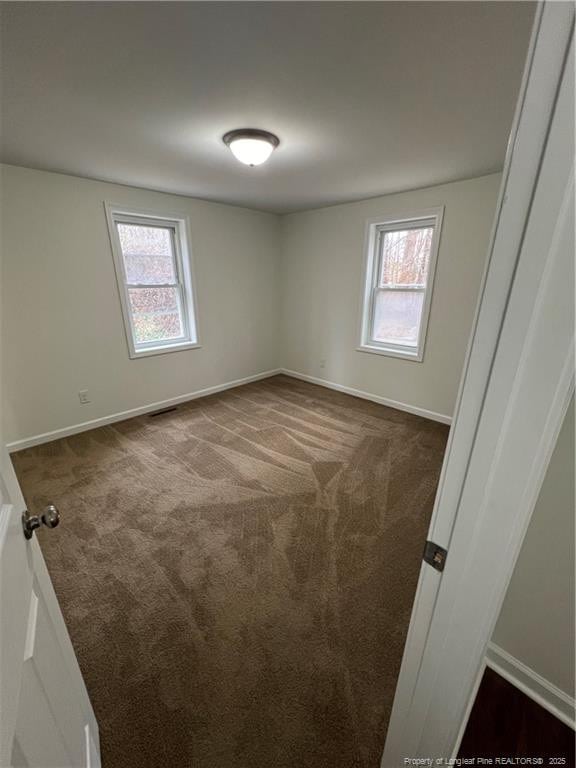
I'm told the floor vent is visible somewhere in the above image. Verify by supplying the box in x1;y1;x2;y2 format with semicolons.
148;406;179;418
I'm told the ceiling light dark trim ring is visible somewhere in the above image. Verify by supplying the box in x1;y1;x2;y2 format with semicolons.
222;129;280;148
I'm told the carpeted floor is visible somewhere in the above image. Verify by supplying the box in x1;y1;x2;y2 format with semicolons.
13;375;448;768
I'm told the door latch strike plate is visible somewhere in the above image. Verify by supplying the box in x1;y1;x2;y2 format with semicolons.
423;540;447;572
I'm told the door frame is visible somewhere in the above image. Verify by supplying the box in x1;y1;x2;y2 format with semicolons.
382;2;574;762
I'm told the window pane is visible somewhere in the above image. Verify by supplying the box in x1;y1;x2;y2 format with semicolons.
372;290;424;346
128;287;184;345
379;227;433;287
117;223;176;285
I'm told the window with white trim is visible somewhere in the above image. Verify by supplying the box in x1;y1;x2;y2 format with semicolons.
106;206;199;358
359;209;443;361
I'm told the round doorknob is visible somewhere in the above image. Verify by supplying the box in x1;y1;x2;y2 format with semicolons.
41;504;60;529
22;504;61;539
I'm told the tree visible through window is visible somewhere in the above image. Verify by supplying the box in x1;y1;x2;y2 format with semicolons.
106;207;198;358
360;211;442;361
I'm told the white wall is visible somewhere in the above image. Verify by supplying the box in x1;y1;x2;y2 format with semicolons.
492;396;575;698
2;167;502;445
280;173;501;419
1;165;280;444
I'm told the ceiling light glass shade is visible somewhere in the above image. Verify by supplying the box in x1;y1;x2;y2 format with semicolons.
229;138;274;166
223;129;280;167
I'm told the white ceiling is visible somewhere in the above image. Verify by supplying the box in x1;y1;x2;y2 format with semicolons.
1;2;534;214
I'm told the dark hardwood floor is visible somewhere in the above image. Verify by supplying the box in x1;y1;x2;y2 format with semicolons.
459;667;575;766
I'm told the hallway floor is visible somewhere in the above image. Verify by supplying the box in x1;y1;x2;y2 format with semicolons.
13;375;448;768
459;667;575;763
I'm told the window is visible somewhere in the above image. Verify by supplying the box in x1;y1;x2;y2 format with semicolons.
359;208;443;361
106;205;199;358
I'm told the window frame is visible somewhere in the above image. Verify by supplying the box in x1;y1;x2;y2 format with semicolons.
105;203;201;359
358;207;444;362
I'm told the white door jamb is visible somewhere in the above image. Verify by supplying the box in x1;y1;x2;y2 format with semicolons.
382;3;575;762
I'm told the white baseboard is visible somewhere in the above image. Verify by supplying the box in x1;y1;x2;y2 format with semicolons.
486;642;575;730
279;369;452;425
7;366;452;453
6;369;283;453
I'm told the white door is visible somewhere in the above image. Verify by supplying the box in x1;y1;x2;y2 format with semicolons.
0;450;101;768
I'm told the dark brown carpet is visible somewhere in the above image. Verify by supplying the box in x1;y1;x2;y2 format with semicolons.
13;375;448;768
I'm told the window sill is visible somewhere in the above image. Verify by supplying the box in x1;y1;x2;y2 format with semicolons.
129;342;202;360
356;344;423;363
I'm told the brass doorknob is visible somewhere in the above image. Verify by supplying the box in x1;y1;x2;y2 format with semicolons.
22;504;60;540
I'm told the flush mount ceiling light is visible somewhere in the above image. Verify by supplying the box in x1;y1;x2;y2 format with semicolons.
223;128;280;167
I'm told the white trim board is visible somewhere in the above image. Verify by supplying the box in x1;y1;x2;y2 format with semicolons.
382;6;575;761
6;369;282;453
7;367;452;453
280;369;452;425
486;642;576;730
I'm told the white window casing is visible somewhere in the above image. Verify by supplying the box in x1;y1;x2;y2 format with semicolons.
358;207;444;362
105;203;200;359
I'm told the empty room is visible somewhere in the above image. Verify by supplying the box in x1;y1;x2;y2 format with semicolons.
1;2;574;767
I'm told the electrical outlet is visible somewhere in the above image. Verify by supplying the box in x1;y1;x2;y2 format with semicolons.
319;359;326;369
78;390;90;405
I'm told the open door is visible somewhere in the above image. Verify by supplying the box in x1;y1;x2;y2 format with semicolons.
0;450;101;768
